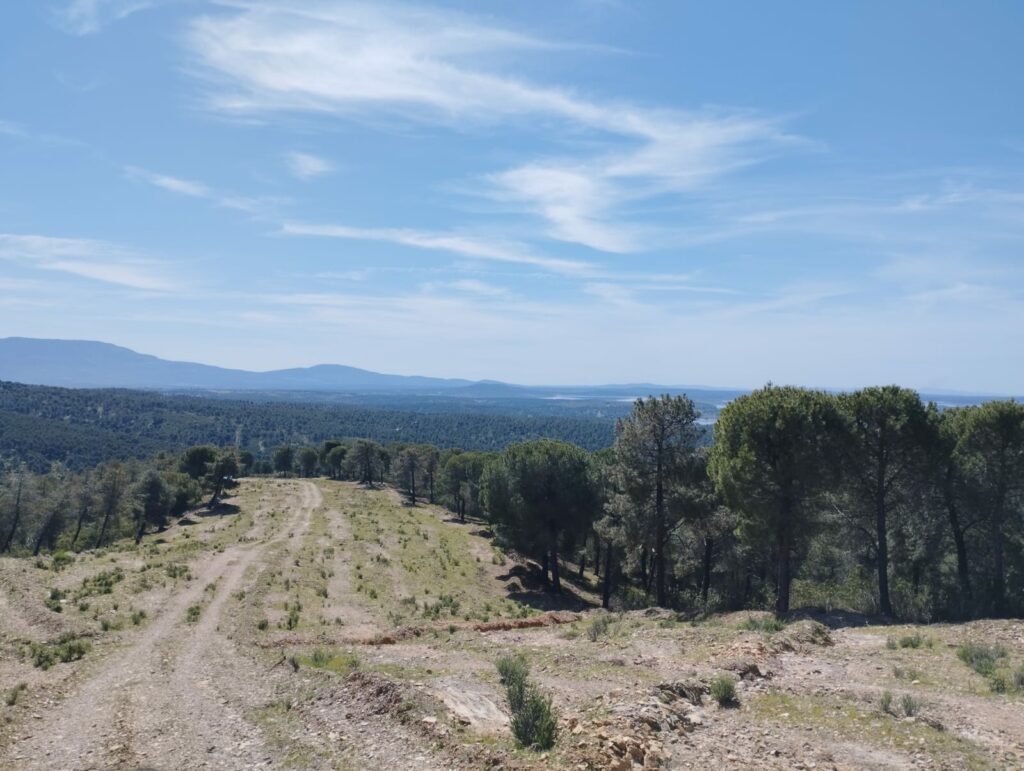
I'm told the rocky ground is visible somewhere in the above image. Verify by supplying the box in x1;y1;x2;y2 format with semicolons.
1;478;1022;770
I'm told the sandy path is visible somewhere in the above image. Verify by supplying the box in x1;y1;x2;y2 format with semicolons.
2;481;322;771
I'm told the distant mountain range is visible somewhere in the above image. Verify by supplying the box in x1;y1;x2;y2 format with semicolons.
0;338;493;392
0;338;1011;405
0;337;684;397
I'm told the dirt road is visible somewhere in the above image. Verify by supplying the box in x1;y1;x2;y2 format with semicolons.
3;481;322;770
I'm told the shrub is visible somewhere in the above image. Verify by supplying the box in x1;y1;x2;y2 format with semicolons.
303;649;359;675
586;614;613;641
45;588;65;613
5;682;27;706
1013;667;1024;691
710;675;737;706
285;607;300;630
989;673;1009;694
29;635;90;670
100;617;125;632
257;618;269;631
899;634;924;649
165;563;189;580
496;653;557;750
75;569;124;599
900;694;921;717
510;687;558;750
880;691;893;714
131;610;146;625
956;642;1007;677
741;616;786;634
885;637;898;650
185;604;202;623
497;654;530;712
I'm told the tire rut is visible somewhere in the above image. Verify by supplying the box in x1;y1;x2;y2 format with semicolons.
3;481;321;771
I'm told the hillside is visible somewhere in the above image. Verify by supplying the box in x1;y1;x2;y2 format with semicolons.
0;338;477;392
1;478;1021;769
0;380;616;470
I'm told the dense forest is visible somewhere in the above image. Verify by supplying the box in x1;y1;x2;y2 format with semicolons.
0;381;615;471
2;384;1021;623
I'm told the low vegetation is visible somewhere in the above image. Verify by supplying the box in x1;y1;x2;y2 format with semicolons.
496;654;558;751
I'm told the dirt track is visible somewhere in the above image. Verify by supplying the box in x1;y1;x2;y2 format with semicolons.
2;478;1023;771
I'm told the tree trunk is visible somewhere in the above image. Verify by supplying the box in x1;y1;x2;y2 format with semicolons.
992;508;1006;617
875;473;893;617
541;551;550;586
134;512;146;545
944;470;972;612
654;456;667;607
602;542;613;609
577;531;587;580
775;503;792;617
3;476;25;552
548;526;561;593
593;537;601;578
71;504;89;550
96;509;113;549
700;536;714;607
32;514;53;556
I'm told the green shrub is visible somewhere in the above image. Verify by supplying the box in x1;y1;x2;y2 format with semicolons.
29;635;90;670
496;653;556;749
899;634;924;649
741;616;786;634
710;675;737;706
989;673;1009;694
586;614;612;641
956;642;1007;677
131;610;146;625
1013;667;1024;691
185;604;202;623
303;648;359;675
75;569;124;599
257;618;269;631
497;654;530;712
45;588;65;613
880;691;893;714
5;682;27;706
885;637;898;650
900;694;921;717
510;687;558;750
51;551;74;571
165;563;189;580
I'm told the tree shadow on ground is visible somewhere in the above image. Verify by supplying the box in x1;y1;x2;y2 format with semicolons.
499;563;597;612
202;502;241;518
787;607;892;629
177;502;240;525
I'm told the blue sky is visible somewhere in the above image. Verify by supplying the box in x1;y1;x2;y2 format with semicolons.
1;0;1023;392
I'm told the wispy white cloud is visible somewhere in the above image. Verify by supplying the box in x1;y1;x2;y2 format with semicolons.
127;167;211;198
0;233;178;291
583;282;640;309
285;151;333;180
52;0;167;35
185;1;796;251
280;221;594;276
125;165;279;215
447;278;509;297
